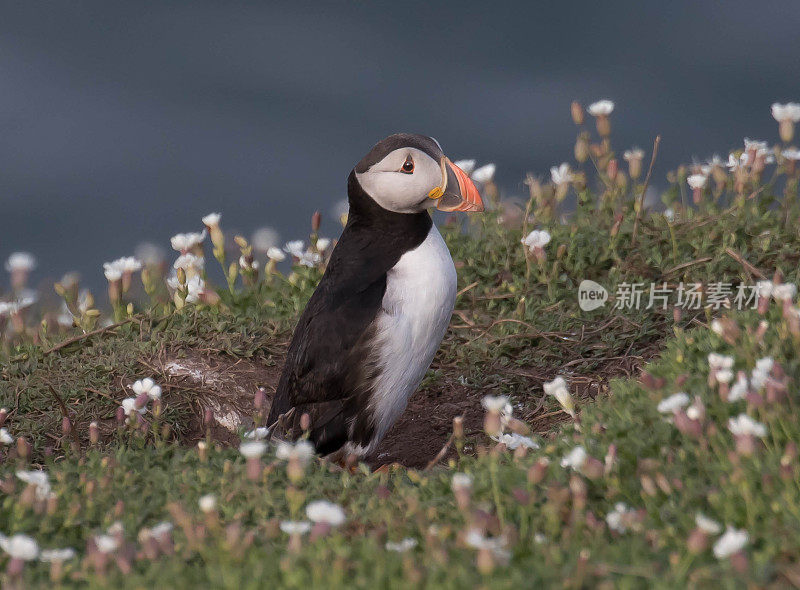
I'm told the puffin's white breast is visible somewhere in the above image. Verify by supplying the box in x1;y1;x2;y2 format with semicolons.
360;224;457;452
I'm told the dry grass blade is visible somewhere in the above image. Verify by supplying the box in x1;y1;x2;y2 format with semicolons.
632;135;661;244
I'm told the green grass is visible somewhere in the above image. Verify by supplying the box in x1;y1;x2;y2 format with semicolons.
2;110;800;587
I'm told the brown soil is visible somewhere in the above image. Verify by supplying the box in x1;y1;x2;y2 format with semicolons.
151;345;653;470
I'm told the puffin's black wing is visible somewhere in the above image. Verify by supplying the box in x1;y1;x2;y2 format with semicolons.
269;260;384;454
267;172;432;455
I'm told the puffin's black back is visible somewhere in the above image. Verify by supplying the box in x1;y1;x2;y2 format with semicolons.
267;170;432;454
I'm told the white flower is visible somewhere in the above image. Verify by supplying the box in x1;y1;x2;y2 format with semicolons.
728;414;767;438
756;280;774;298
386;538;417;552
663;208;675;222
708;353;734;371
453;159;476;175
94;534;119;554
267;247;286;262
0;534;39;560
561;446;587;470
550;163;573;185
306;500;346;526
687;174;707;190
728;373;749;402
238;256;259;271
713;526;748;558
173;253;204;273
657;392;690;414
606;502;636;533
744;138;768;153
16;470;52;500
283;240;305;258
315;238;331;252
243;427;270;440
464;529;509;559
149;522;173;538
298;251;322;267
1;291;38;315
121;397;146;417
103;257;142;280
103;264;122;282
773;283;797;301
131;377;150;395
39;547;76;562
471;163;496;184
276;440;315;463
587;100;614;116
107;522;124;536
183;275;206;302
239;441;267;459
451;473;473;490
118;257;142;273
184;276;206;304
170;230;207;252
5;252;37;273
695;513;722;535
782;148;800;161
57;304;75;328
751;356;774;390
251;227;280;253
481;395;511;415
201;212;221;227
755;356;774;373
521;230;552;251
686;402;704;421
0;428;13;445
492;433;539;450
716;369;733;384
280;521;312;535
726;152;747;171
624;148;644;161
771;102;800;123
543;376;575;417
132;378;162;401
198;494;217;513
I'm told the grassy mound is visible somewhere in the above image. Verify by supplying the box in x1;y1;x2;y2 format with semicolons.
2;104;800;586
2;301;799;587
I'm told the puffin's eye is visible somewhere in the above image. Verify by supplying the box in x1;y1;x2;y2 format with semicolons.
400;156;414;174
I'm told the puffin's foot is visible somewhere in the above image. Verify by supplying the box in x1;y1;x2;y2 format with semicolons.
372;462;403;474
322;449;360;474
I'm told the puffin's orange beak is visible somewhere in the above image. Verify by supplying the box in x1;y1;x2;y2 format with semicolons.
434;158;485;213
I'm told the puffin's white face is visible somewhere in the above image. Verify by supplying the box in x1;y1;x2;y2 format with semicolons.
355;147;445;214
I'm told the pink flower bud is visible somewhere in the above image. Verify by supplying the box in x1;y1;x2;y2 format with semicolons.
311;211;322;233
134;392;149;410
687;528;709;554
61;416;72;436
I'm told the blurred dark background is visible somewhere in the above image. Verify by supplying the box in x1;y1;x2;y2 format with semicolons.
2;0;799;289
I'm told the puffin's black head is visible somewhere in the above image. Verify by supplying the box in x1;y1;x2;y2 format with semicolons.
353;133;484;215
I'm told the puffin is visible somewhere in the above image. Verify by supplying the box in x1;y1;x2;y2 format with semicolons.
267;133;484;457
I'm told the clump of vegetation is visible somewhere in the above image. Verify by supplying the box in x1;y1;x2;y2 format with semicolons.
1;100;800;587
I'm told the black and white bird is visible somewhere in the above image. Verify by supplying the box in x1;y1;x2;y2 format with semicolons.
267;134;483;457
